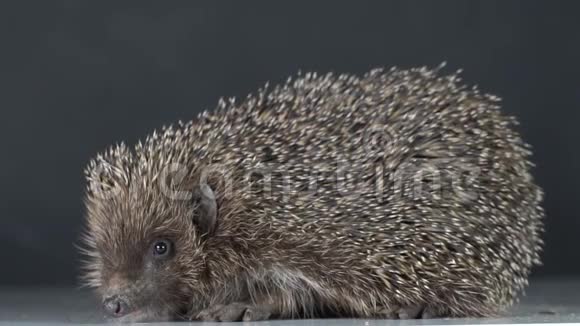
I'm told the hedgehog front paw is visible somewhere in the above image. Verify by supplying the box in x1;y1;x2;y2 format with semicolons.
379;304;446;319
397;305;424;319
196;302;272;321
242;304;274;321
197;303;247;321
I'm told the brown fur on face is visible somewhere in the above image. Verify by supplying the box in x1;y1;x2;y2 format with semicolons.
81;152;210;322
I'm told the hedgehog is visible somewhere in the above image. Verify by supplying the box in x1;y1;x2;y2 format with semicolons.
80;65;544;323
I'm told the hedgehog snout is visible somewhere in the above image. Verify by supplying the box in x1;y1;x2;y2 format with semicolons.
103;294;129;317
101;274;138;318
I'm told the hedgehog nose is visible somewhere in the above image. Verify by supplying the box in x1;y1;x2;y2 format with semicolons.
103;295;128;317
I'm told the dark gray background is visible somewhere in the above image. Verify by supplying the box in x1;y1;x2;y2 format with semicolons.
0;0;578;286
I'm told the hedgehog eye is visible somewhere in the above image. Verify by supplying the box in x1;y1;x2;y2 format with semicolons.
151;239;172;258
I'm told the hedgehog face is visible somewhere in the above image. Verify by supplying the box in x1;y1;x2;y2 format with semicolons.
82;191;204;322
81;152;218;322
97;237;185;322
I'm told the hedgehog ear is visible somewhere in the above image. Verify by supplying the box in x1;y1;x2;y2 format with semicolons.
192;183;217;236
